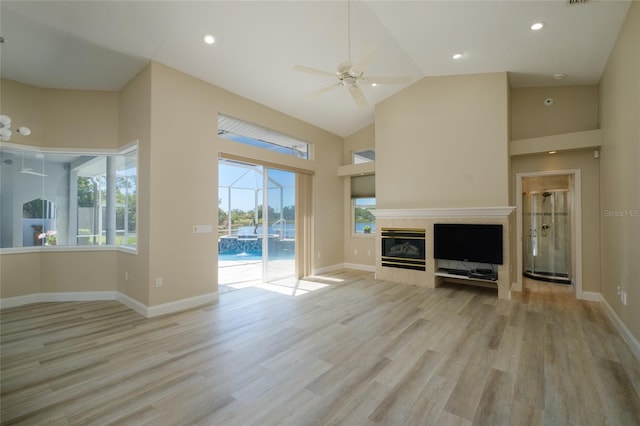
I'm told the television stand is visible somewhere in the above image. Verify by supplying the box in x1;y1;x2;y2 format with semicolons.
435;269;498;284
434;259;499;290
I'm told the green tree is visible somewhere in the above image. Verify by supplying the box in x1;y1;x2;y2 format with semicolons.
282;205;295;221
355;206;375;224
218;198;228;225
77;177;95;207
218;208;228;225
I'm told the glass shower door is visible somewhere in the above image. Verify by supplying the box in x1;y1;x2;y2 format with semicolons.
523;190;571;283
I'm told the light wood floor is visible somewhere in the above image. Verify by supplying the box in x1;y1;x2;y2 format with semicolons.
1;270;639;425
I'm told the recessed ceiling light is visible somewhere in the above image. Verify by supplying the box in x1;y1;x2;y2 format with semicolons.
203;34;215;45
452;53;464;60
371;83;377;87
548;151;557;154
553;73;568;80
530;22;545;31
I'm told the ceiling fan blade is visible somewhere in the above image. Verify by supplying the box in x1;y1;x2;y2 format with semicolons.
304;83;341;99
19;168;47;177
349;86;368;108
365;76;413;85
293;65;337;78
350;47;377;76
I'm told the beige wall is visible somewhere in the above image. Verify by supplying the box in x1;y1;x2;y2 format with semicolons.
0;78;119;149
146;62;343;306
0;78;121;300
0;80;44;148
42;89;119;149
375;72;510;209
1;61;344;308
599;2;640;342
510;84;604;296
0;250;116;298
343;124;376;268
511;85;599;141
511;149;601;293
0;252;41;298
40;251;117;293
117;65;152;305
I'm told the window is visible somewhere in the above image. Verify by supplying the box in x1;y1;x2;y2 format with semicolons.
353;149;375;164
351;174;375;235
353;197;376;235
218;114;310;159
0;145;137;249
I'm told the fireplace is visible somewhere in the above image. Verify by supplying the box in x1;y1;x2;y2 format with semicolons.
381;228;426;271
372;207;514;299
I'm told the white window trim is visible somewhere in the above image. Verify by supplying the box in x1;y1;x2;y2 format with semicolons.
0;141;139;253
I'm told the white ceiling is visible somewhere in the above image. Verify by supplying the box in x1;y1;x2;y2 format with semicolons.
0;1;631;137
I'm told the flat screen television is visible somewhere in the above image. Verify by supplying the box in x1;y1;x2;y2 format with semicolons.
433;223;503;264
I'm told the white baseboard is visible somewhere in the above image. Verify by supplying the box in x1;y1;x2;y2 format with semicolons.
116;292;149;317
0;291;117;309
1;294;43;309
146;292;219;318
343;263;376;273
599;294;640;362
314;263;376;275
313;263;346;275
2;290;219;319
578;291;601;302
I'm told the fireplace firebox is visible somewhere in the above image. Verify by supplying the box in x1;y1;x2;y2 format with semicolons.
381;228;426;271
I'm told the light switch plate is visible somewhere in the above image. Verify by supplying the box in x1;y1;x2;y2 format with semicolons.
193;224;213;233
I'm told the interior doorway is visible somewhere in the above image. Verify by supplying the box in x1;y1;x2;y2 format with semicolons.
522;188;572;284
217;159;296;290
516;170;583;297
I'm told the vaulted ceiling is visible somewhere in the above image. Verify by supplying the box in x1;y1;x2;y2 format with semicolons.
0;1;631;137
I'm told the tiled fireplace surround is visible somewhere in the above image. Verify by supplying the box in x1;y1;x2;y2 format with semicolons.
372;207;515;300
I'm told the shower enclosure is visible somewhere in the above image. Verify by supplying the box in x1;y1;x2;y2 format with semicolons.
523;189;571;284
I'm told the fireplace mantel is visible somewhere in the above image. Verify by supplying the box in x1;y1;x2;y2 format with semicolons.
372;206;516;219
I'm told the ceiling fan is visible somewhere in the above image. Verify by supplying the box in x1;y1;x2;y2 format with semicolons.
19;156;47;177
293;2;411;108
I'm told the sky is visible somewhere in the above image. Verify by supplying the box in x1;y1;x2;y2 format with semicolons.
218;162;295;212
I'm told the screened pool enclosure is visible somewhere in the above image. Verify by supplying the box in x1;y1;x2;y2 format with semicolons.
218;159;296;284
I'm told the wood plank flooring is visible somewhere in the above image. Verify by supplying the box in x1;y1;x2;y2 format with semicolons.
1;271;639;425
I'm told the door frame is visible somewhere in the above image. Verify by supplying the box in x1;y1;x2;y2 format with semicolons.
515;169;584;298
217;153;312;284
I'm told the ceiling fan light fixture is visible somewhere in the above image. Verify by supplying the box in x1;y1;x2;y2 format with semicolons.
0;128;11;141
530;22;545;31
292;0;409;108
0;114;31;141
0;114;11;127
17;126;31;136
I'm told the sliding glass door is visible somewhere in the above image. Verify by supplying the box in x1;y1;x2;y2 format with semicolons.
218;159;296;286
264;167;296;282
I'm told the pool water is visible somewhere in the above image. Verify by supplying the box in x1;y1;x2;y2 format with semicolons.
219;252;263;262
218;252;295;262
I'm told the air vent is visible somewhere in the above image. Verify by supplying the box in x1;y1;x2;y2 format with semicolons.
568;0;589;4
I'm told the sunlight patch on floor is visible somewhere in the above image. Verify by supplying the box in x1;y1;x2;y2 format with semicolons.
304;275;345;283
218;259;329;296
255;279;329;296
222;278;328;297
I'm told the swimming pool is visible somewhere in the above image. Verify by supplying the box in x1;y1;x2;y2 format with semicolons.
219;252;263;262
